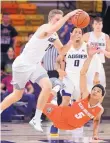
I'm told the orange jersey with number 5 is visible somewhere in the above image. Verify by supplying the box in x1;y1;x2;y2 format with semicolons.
43;97;102;130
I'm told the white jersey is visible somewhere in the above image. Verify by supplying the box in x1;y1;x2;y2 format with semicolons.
13;25;57;68
65;42;101;76
88;32;106;63
65;42;88;74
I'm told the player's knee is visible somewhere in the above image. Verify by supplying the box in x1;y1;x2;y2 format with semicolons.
42;81;52;92
13;90;24;101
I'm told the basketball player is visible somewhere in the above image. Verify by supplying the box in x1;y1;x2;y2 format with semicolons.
43;48;104;140
50;28;102;136
83;17;110;88
0;9;82;132
58;28;102;106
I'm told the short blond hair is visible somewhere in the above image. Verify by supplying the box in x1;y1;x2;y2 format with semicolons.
48;9;64;21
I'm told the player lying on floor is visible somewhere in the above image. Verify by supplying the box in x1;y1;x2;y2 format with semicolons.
43;47;105;140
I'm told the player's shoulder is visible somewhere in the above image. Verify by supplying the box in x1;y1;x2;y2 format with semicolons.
35;23;55;38
93;104;104;120
98;104;104;113
102;32;109;39
36;24;49;32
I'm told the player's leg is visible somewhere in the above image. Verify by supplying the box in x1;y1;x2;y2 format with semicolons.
29;76;52;131
49;78;63;105
0;89;24;114
29;64;53;131
49;77;74;136
37;77;52;110
61;77;74;106
49;78;63;136
0;70;29;114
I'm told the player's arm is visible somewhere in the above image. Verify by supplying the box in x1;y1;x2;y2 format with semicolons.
80;47;100;99
38;10;82;39
87;46;101;85
99;35;110;58
53;37;72;55
93;107;104;140
55;55;65;71
91;54;102;85
82;33;90;42
93;72;100;85
55;55;66;80
80;56;93;99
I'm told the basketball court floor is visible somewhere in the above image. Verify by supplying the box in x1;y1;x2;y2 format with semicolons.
1;120;110;143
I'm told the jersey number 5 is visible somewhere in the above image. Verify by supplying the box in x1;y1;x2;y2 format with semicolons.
74;60;80;67
75;112;85;119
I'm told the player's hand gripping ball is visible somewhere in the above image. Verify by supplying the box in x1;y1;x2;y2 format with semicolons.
71;11;90;28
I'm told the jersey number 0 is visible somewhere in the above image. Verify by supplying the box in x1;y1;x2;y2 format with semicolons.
74;60;80;67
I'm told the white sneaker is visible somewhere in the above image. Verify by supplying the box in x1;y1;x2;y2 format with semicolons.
29;118;43;132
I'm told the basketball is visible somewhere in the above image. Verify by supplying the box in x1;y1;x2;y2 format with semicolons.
71;11;90;28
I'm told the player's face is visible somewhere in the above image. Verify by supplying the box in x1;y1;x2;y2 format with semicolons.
71;28;82;41
51;14;63;24
91;87;102;100
92;21;103;32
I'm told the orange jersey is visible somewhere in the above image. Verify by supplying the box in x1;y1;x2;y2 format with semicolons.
43;97;102;130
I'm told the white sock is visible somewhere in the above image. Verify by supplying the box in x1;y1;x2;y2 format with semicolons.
52;85;61;93
34;109;42;120
0;109;3;114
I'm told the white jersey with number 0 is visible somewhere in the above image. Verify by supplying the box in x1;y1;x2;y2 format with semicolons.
65;42;88;74
65;42;101;78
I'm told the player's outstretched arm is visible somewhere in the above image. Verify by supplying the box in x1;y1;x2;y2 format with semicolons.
53;31;75;55
90;54;102;85
39;10;82;38
53;38;72;55
55;55;66;80
80;47;100;99
80;56;93;99
93;107;104;140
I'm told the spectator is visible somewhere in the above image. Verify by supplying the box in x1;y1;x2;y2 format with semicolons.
1;47;15;74
0;73;36;122
1;13;18;54
58;17;74;44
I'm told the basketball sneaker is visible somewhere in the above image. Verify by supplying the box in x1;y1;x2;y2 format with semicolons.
29;117;43;132
50;125;59;137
